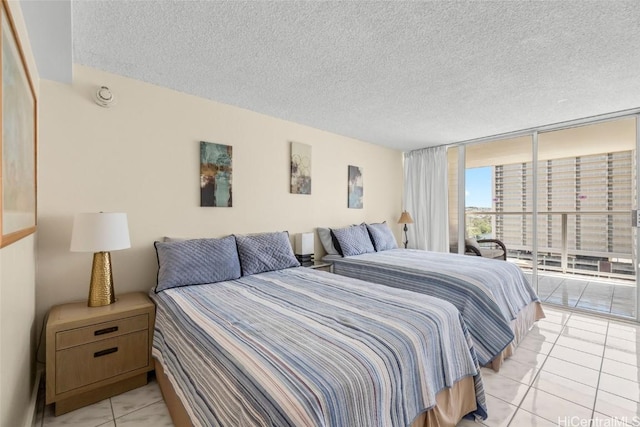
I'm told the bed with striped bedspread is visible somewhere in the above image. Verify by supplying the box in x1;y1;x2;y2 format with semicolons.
151;267;487;427
325;249;542;366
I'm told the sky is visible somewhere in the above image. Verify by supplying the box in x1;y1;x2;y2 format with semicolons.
465;167;492;208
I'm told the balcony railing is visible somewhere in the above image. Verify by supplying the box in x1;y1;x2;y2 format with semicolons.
465;210;635;281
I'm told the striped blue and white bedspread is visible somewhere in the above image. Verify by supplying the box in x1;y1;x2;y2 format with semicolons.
151;267;487;427
327;249;540;365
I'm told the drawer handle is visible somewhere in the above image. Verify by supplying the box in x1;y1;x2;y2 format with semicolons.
94;326;118;336
94;347;118;358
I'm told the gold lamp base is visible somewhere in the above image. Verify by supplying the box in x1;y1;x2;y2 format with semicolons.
88;252;116;307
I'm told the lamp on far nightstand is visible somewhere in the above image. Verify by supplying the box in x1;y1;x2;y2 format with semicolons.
397;211;414;249
295;232;315;266
70;212;131;307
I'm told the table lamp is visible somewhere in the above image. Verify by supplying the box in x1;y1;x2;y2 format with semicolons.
70;212;131;307
397;211;414;249
295;232;315;266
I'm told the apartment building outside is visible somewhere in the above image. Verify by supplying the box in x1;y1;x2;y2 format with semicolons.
493;150;635;279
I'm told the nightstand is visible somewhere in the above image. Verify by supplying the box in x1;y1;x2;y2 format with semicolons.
307;262;333;273
45;292;155;415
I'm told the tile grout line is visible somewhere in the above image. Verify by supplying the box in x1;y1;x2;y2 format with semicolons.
109;398;116;426
606;283;615;315
541;277;565;303
609;283;637;318
589;320;610;425
112;397;165;423
538;276;557;301
572;281;591;310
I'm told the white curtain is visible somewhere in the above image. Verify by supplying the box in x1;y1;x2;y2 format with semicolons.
403;146;449;252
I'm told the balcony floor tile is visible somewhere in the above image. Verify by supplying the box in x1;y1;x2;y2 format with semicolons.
527;271;636;320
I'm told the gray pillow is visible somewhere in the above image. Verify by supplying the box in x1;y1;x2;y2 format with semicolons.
154;236;241;292
235;231;300;276
317;227;339;255
366;222;398;251
330;224;375;257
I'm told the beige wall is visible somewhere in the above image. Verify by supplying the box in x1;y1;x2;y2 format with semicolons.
0;2;39;427
37;64;403;324
0;236;36;427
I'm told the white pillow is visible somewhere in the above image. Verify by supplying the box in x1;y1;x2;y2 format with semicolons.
317;227;339;255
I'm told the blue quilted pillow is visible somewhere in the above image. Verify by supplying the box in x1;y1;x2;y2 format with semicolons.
154;236;241;292
330;224;375;256
235;231;300;276
366;222;398;251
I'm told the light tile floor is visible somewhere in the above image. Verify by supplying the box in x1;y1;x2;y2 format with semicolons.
35;305;640;427
34;374;173;427
523;272;637;318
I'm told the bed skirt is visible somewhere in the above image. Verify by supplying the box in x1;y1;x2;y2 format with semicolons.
488;301;545;371
154;357;478;427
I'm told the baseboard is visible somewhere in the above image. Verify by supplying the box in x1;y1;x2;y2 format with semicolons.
24;367;43;427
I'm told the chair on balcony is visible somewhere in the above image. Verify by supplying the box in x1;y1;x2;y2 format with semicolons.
465;237;507;261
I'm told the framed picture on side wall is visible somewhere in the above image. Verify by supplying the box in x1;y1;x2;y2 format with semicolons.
348;165;363;209
200;141;233;207
0;0;37;248
290;141;311;195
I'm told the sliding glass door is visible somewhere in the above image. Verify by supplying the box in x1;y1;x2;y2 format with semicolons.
536;118;636;317
448;116;638;321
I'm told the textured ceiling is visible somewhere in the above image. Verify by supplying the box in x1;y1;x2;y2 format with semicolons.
70;1;640;151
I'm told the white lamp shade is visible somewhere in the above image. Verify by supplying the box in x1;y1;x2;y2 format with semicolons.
295;233;314;255
70;212;131;252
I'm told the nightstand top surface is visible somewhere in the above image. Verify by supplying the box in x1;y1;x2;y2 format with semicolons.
307;262;332;269
48;292;153;327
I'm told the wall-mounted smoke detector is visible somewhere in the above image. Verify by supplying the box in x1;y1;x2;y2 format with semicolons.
94;86;115;107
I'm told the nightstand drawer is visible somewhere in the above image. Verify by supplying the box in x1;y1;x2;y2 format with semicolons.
56;314;148;350
55;330;148;394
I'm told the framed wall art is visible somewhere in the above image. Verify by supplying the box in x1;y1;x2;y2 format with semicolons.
200;141;233;207
290;141;311;194
0;1;37;248
348;165;363;209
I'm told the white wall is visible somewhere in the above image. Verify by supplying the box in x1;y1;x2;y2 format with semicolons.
0;2;39;427
37;64;403;325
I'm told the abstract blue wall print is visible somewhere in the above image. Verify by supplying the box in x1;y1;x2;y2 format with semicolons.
290;141;311;194
200;141;232;207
